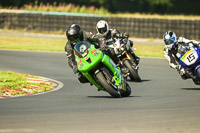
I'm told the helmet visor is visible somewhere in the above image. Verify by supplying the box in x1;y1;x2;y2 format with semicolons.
98;26;107;34
164;37;176;45
67;34;80;44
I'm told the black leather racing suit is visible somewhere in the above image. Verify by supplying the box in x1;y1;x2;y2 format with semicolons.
65;31;98;83
93;29;139;65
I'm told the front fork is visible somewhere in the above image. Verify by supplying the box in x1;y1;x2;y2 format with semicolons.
102;54;127;93
121;52;138;70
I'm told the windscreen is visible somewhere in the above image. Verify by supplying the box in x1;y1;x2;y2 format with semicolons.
74;41;90;58
178;43;191;55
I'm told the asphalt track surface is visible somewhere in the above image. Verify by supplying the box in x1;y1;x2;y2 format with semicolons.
0;50;200;133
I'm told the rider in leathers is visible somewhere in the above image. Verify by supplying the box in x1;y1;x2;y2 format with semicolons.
65;24;98;83
163;31;200;84
93;20;140;66
65;23;129;84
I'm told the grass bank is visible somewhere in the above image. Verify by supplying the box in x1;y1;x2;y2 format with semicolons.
0;35;66;52
0;35;164;57
134;44;164;58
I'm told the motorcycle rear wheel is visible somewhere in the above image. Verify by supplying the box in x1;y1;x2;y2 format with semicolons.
96;71;121;98
124;60;141;82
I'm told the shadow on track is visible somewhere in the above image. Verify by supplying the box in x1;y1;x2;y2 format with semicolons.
87;96;140;99
181;88;200;90
127;79;151;82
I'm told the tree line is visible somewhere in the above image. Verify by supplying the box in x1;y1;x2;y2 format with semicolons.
1;0;200;15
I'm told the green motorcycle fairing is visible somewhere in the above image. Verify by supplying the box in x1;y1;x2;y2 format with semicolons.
74;41;125;91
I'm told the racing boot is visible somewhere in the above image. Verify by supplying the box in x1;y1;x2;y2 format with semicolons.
131;52;140;66
134;56;140;66
129;47;140;65
179;68;189;80
78;72;90;83
180;74;189;80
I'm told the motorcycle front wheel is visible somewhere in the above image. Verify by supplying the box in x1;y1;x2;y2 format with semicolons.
124;60;141;82
96;71;121;98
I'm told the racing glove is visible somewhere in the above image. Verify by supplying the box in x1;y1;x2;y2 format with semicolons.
115;33;129;38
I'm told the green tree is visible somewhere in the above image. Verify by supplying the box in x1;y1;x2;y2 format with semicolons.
0;0;200;14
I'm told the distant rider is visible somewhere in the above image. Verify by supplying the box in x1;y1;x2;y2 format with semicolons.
163;31;200;84
94;20;140;66
65;24;97;84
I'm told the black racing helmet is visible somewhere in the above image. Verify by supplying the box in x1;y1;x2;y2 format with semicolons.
66;24;83;44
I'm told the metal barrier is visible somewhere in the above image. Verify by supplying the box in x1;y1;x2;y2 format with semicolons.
0;12;200;39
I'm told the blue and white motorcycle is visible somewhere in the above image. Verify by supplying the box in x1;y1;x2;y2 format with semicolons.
177;43;200;85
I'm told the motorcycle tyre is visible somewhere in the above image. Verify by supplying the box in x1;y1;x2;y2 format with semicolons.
96;71;121;98
124;60;141;82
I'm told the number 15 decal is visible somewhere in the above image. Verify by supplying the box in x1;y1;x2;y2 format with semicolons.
187;53;195;62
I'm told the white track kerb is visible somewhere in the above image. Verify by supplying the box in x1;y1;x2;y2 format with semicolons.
0;76;64;99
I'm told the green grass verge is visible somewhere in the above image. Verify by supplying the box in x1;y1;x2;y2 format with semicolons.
134;44;164;58
0;71;54;97
0;35;66;52
0;35;165;57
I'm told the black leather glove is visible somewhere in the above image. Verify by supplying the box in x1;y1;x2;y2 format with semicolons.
115;33;129;38
73;65;78;74
115;33;123;38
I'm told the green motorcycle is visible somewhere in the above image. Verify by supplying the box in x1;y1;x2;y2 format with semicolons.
74;41;132;98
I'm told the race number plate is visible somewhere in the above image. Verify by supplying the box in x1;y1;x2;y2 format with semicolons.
181;49;198;66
